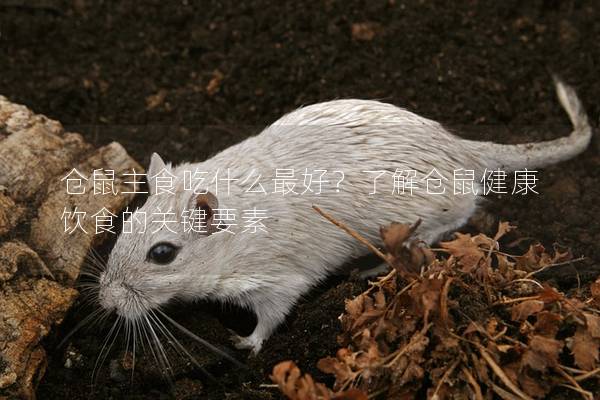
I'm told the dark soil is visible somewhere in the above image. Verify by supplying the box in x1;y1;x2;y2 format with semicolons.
0;0;599;399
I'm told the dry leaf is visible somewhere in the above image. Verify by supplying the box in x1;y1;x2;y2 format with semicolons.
515;243;546;270
440;233;485;271
511;300;544;321
493;221;515;241
584;313;600;338
533;311;562;337
571;327;599;370
380;220;430;273
317;356;354;387
285;216;599;400
521;335;562;372
272;361;368;400
518;371;550;398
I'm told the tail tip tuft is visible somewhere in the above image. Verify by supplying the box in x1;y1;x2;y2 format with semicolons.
552;75;589;132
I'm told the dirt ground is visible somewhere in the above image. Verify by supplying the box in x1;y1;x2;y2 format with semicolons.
0;0;599;398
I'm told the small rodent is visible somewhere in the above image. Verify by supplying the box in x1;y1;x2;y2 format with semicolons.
99;78;591;354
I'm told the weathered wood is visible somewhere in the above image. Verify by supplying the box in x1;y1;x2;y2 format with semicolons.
0;95;142;399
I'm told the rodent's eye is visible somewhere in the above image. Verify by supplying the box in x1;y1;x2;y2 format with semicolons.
147;243;178;264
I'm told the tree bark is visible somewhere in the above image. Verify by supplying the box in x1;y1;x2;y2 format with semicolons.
0;95;142;399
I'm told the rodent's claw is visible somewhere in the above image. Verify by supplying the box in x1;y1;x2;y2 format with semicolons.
229;332;263;354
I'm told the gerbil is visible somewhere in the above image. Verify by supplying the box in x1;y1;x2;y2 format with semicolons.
99;78;591;354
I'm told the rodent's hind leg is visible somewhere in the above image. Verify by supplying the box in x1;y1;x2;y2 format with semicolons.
230;291;296;354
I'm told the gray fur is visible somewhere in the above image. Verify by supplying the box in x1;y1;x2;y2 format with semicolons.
99;78;591;353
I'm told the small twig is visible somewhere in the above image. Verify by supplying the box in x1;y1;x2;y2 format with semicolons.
491;326;508;341
313;205;389;262
440;277;454;325
458;317;502;344
383;323;432;367
447;330;480;348
559;384;594;400
499;335;528;347
367;268;397;292
560;364;587;374
478;347;533;400
367;386;389;399
504;236;536;248
461;365;484;400
379;276;416;296
504;278;544;290
556;366;593;400
431;359;460;398
575;367;600;382
485;237;496;262
491;295;540;306
491;383;525;400
524;256;586;279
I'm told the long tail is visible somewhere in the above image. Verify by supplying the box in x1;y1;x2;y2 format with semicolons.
479;77;592;172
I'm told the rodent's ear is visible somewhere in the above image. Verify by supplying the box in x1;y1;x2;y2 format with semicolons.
191;191;219;234
147;152;166;195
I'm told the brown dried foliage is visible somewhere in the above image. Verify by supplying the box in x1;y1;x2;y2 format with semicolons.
271;361;368;400
273;218;600;400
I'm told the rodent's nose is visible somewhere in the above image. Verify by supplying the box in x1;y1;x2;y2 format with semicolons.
99;282;127;313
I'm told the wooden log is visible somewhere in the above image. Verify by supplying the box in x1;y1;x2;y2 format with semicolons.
0;95;142;399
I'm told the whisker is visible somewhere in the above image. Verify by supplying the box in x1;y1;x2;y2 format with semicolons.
130;317;138;383
124;318;131;367
147;312;187;370
79;270;102;280
91;316;122;385
58;307;105;349
82;255;104;273
137;307;173;383
128;296;177;382
147;310;217;380
156;309;245;369
89;246;106;265
139;316;159;369
144;314;173;379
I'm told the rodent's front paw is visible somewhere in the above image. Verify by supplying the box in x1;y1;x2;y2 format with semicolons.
230;332;263;354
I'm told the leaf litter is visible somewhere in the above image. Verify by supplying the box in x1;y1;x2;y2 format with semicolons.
271;208;600;400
